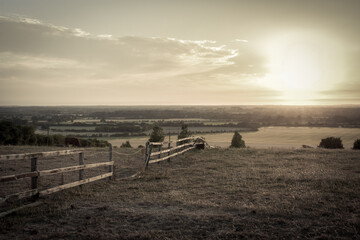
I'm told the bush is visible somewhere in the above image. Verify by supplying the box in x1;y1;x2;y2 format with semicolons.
149;125;165;142
0;121;37;145
318;137;344;149
230;131;245;148
353;139;360;150
121;141;132;148
178;123;191;139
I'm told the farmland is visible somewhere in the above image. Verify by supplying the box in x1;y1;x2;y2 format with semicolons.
108;126;360;149
1;146;359;239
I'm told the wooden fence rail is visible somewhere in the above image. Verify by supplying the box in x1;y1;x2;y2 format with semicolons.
0;146;114;217
144;136;206;168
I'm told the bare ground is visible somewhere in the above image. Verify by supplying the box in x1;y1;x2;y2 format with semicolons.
0;146;359;239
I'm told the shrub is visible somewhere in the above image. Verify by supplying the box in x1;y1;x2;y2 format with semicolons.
121;141;132;148
353;139;360;150
178;123;191;139
149;125;165;142
230;131;245;148
318;137;344;149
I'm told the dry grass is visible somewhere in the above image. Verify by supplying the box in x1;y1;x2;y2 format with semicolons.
0;146;359;239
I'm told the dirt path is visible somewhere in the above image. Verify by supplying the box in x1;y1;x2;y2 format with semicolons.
1;148;360;239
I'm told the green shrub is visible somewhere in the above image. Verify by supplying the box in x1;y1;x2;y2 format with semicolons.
318;137;344;149
353;139;360;150
178;123;191;139
149;125;165;142
230;131;246;148
121;141;132;148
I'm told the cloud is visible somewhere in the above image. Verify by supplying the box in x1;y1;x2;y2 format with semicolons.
234;39;249;43
0;16;275;105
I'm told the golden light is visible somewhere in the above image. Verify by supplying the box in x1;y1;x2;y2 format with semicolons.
259;31;344;104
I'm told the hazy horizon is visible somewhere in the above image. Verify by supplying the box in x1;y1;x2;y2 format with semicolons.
1;0;360;106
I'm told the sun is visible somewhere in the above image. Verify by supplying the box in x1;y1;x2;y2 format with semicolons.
279;44;322;91
259;32;344;104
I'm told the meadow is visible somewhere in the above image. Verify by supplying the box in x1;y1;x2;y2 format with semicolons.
108;126;360;148
0;146;359;239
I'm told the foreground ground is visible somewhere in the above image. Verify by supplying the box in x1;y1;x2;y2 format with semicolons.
1;147;359;239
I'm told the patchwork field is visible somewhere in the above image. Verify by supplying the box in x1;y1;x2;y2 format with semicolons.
1;147;359;239
108;126;360;149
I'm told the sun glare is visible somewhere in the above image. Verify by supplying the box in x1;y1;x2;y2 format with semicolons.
260;32;344;104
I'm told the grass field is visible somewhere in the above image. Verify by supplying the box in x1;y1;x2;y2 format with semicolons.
109;126;360;149
0;147;359;239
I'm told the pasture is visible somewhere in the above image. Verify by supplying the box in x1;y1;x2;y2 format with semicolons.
109;126;360;149
0;146;359;239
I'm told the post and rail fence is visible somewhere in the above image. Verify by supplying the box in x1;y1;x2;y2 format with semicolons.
0;137;208;217
0;146;114;217
144;136;207;168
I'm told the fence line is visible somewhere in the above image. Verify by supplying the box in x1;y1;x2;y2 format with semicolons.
0;146;114;217
144;136;207;168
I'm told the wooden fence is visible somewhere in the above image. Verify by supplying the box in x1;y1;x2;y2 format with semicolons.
144;136;206;168
0;147;114;217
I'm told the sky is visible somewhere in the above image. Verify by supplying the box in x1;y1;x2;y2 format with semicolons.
0;0;359;106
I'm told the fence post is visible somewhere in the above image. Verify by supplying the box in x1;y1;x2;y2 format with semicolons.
145;144;153;168
30;157;38;190
167;141;171;162
109;144;113;180
144;141;149;163
79;152;84;181
157;145;162;164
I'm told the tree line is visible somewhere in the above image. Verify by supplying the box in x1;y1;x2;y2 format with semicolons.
0;121;109;147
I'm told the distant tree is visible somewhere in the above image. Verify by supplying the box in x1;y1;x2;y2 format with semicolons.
318;137;344;149
178;123;191;139
353;139;360;150
149;125;165;142
121;141;132;148
230;131;246;148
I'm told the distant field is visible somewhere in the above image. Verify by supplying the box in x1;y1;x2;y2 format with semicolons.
109;126;360;149
1;147;359;239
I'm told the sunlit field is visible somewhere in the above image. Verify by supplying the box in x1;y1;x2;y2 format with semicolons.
109;127;360;148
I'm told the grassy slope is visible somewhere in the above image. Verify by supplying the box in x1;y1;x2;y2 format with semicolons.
1;147;360;239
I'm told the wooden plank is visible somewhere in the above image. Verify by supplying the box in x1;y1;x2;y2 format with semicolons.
39;172;113;196
0;162;114;181
176;137;194;142
2;189;39;204
150;143;193;156
0;149;84;161
148;142;164;146
0;201;43;218
39;162;114;176
0;172;38;183
149;146;195;164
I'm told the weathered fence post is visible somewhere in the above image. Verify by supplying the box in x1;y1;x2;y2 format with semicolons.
79;152;84;181
167;141;171;162
109;144;113;180
30;157;38;190
145;144;153;168
157;145;162;164
144;141;149;163
30;157;38;200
